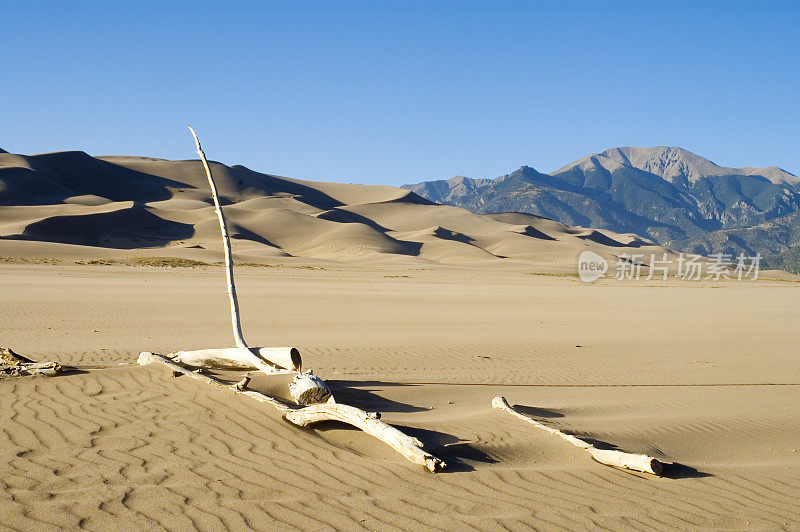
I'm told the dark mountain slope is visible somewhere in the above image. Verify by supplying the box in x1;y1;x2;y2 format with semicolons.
404;147;800;266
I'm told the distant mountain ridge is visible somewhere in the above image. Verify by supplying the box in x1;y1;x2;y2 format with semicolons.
404;147;800;270
556;147;799;187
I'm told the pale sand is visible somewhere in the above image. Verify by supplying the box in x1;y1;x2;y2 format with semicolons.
2;262;799;530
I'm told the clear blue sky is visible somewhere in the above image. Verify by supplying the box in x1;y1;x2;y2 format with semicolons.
3;0;798;185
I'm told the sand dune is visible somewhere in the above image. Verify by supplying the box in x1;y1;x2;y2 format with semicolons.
0;149;671;267
1;263;799;529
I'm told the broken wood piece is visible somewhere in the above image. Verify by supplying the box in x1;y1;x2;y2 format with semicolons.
290;371;332;405
138;351;445;472
492;396;664;475
0;347;62;379
235;374;252;391
0;361;62;378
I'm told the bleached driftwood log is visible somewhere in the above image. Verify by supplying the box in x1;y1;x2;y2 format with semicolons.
0;347;62;378
169;347;301;372
139;351;444;472
285;404;444;472
492;396;664;475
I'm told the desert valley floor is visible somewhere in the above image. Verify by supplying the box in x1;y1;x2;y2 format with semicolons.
1;261;799;530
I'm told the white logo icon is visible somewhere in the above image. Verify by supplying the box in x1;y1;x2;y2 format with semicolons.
578;250;608;282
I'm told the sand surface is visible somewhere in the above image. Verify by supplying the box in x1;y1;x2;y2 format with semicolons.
2;262;799;530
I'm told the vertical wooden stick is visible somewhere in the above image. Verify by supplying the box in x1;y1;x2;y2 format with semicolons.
185;126;330;399
187;125;247;350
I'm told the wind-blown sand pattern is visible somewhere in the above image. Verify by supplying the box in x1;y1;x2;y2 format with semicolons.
2;263;799;529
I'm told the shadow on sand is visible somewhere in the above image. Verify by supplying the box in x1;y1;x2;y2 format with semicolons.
325;379;429;413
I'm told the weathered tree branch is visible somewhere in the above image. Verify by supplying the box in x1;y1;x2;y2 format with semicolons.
285;403;444;472
492;396;664;475
187;125;247;351
185;126;327;404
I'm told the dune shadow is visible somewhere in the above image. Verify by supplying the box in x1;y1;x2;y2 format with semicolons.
396;425;498;472
59;367;89;377
579;231;627;247
232;166;345;211
432;226;474;244
660;462;712;479
0;151;195;206
512;404;564;418
4;206;195;249
325;379;428;413
517;225;556;241
229;225;282;250
293;420;491;472
315;208;391;233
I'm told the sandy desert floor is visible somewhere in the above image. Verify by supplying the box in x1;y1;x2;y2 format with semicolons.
1;261;799;530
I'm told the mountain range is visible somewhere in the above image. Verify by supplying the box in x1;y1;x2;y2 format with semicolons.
403;147;800;271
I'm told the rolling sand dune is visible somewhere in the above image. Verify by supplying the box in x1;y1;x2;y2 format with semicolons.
0;150;673;267
1;149;799;529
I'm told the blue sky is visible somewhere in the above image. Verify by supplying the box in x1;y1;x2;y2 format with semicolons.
3;0;798;185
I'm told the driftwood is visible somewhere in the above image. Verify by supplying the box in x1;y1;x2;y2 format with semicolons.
181;126;331;403
188;125;247;351
135;128;446;471
184;126;320;380
493;396;664;475
138;352;445;472
0;361;62;378
169;347;300;373
289;371;332;404
0;347;62;379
